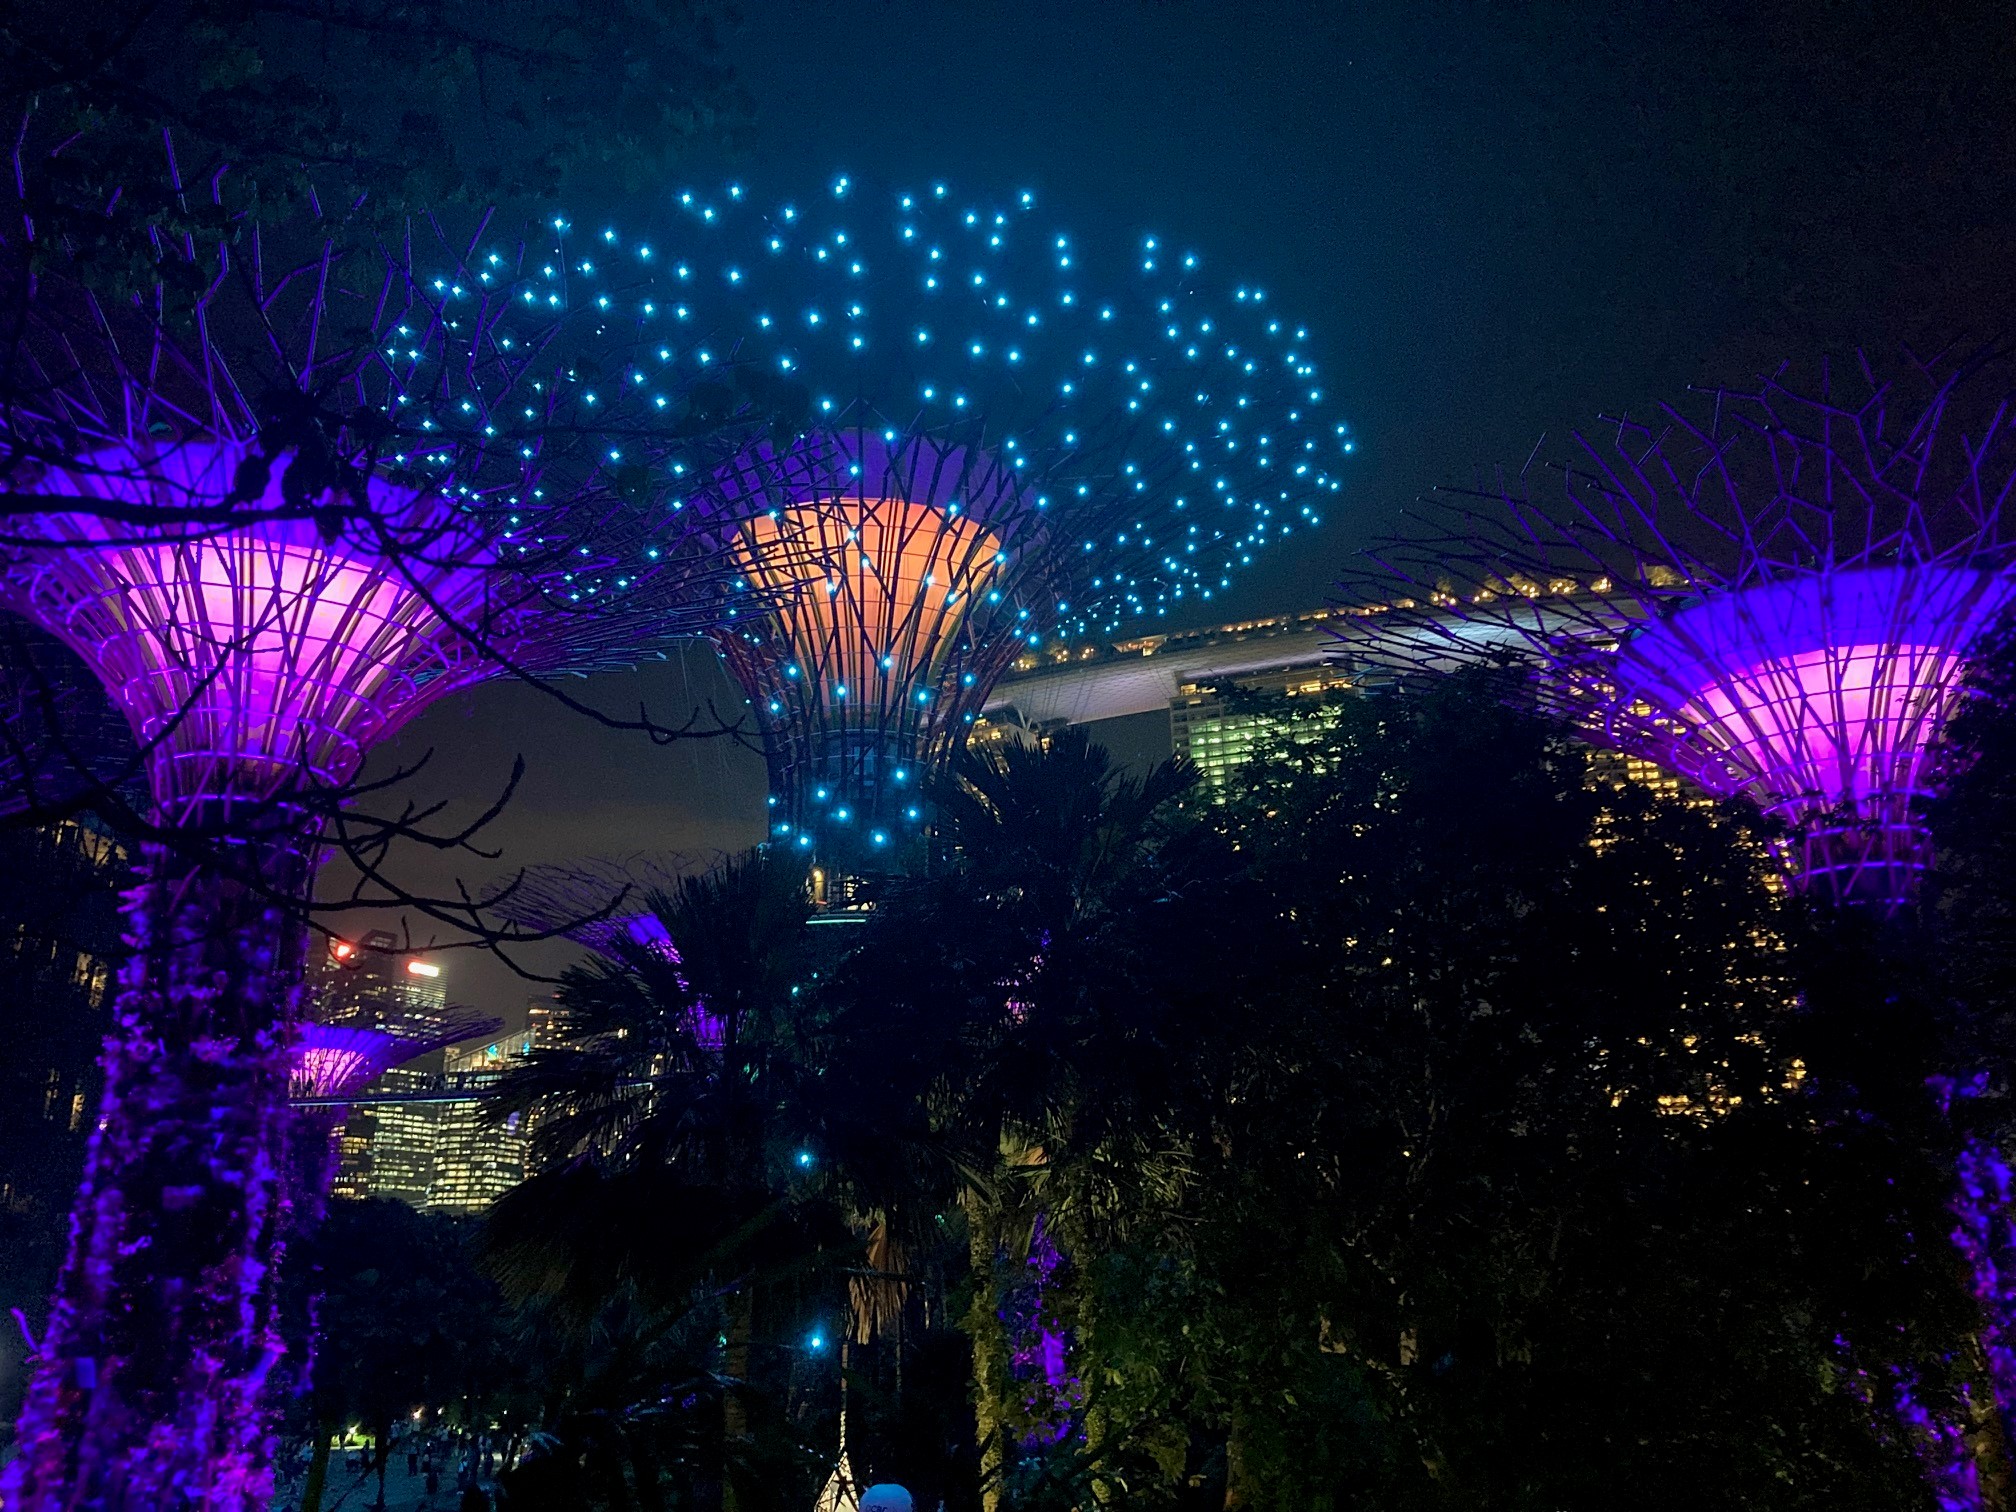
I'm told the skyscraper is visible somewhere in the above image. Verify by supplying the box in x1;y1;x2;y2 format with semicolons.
1170;663;1359;795
426;1034;537;1214
315;930;450;1038
311;933;451;1204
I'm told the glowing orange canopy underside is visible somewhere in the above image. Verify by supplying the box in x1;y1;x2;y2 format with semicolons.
735;495;1003;710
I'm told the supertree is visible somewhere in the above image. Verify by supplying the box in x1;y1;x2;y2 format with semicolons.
1336;349;2016;911
495;855;723;1047
1336;349;2016;1501
290;1021;456;1105
596;177;1353;868
0;193;770;1505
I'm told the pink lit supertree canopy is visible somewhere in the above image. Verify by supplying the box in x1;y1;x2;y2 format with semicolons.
609;178;1354;867
0;195;775;1505
1337;349;2016;911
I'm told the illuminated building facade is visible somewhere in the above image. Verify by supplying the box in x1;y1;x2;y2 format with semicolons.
1170;661;1358;794
427;1034;537;1213
611;177;1350;865
309;933;462;1206
0;819;124;1432
315;929;452;1040
1335;352;2016;910
305;940;537;1213
1;208;764;1506
323;1030;536;1213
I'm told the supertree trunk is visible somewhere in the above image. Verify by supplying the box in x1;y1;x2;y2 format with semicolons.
1950;1136;2016;1504
964;1194;1013;1512
5;830;308;1511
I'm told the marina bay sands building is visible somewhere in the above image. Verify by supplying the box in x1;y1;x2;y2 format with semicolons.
983;606;1358;787
986;592;1670;798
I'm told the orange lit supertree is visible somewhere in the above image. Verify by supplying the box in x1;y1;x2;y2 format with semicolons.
605;177;1354;870
0;184;770;1505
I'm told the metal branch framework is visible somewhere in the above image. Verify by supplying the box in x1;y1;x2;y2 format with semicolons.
0;219;765;820
289;1021;457;1104
597;178;1354;859
714;431;1034;842
1336;349;2016;908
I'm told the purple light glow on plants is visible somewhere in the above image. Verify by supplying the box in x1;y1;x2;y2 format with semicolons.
998;1214;1079;1448
1891;1371;1985;1512
1950;1135;2016;1446
1836;1337;1983;1511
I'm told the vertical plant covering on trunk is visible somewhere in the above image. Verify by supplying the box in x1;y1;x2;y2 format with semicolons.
10;840;306;1501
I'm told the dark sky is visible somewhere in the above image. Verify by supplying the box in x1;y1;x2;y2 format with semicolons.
347;0;2016;1017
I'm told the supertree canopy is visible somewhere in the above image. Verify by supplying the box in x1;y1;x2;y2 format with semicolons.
496;855;724;1050
1;249;749;819
586;177;1353;860
290;1022;437;1103
1337;350;2016;909
0;203;767;1508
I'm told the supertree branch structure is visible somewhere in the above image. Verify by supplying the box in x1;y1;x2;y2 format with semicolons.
289;1021;451;1103
0;200;765;1508
713;431;1035;846
588;178;1352;865
284;1016;495;1203
1336;349;2016;909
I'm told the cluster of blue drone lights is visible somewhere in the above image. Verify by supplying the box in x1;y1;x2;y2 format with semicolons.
527;175;1354;640
362;247;766;617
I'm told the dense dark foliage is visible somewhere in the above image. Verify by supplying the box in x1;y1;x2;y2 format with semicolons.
435;674;1997;1510
1;0;741;269
286;1200;515;1512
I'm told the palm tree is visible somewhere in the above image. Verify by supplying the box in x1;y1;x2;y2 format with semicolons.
827;728;1204;1510
485;848;850;1511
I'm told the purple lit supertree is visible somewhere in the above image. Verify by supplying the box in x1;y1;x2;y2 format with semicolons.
291;1023;430;1104
1337;350;2016;911
1338;350;2016;1495
287;1016;497;1190
606;177;1352;869
0;198;764;1505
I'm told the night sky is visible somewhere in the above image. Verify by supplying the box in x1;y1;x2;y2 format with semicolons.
347;0;2016;1017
